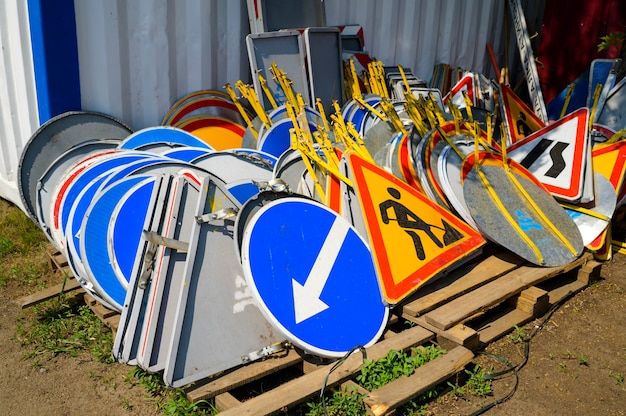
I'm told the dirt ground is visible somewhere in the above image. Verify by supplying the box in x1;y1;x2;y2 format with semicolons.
0;198;625;415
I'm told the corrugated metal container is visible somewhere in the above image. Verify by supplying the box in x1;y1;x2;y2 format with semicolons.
0;0;544;211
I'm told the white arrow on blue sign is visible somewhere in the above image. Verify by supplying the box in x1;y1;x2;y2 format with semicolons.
242;197;388;358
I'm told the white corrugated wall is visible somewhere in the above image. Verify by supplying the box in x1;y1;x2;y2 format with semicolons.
0;1;39;210
0;0;544;209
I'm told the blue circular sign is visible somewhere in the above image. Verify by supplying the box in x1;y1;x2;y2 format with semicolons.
242;197;388;357
81;175;156;311
118;126;212;150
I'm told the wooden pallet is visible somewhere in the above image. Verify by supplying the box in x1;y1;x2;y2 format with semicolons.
17;246;84;309
22;245;603;415
187;326;472;416
398;248;601;350
182;248;601;415
84;293;120;333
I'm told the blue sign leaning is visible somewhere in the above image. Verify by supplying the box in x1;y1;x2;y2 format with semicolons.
242;197;389;357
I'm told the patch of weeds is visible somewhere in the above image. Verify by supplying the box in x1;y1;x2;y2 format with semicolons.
126;368;217;415
120;397;134;412
299;346;446;415
356;345;446;391
306;385;366;416
158;389;217;416
15;297;113;362
609;371;624;385
0;204;47;251
127;367;166;397
558;361;567;372
578;352;589;366
509;325;528;344
562;350;573;359
0;264;48;291
0;236;17;257
447;364;493;399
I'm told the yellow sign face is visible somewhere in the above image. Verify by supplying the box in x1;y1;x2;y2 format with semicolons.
347;152;486;304
500;84;545;144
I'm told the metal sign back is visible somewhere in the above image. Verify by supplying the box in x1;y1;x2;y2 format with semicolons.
18;111;132;221
246;30;310;110
304;27;344;114
164;176;284;387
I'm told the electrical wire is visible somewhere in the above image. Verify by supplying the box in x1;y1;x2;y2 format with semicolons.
469;290;573;415
319;345;366;416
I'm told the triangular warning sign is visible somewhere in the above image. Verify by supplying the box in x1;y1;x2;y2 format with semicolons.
500;84;545;145
346;151;486;304
592;139;626;202
507;107;590;203
443;73;476;109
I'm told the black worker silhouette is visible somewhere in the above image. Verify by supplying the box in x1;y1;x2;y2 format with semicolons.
516;112;532;137
379;187;463;260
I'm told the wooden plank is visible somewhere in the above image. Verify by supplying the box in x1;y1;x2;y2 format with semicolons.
424;253;592;330
46;245;68;270
403;315;480;351
215;392;242;411
401;251;521;316
187;348;303;402
17;277;83;309
547;279;587;306
217;326;434;416
515;286;549;316
363;346;474;416
576;260;602;284
477;308;533;346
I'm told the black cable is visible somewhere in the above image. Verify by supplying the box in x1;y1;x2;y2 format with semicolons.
468;290;573;416
319;345;366;416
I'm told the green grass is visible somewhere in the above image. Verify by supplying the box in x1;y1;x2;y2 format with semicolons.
0;202;47;255
305;385;366;416
15;296;114;363
0;201;50;292
295;345;447;415
447;365;493;398
126;367;217;415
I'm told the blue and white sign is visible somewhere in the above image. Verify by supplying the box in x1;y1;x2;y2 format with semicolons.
118;126;212;151
81;175;157;311
242;197;388;357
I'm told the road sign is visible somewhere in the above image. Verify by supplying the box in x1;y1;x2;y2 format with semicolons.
546;69;589;121
587;59;616;108
136;174;202;373
118;126;213;151
437;140;479;230
18;111;132;222
508;0;548;122
507;108;590;203
592;139;626;204
241;197;388;357
346;151;486;304
563;173;615;246
81;175;157;311
462;151;583;267
595;76;626;133
36;139;119;249
113;174;173;365
163;177;282;387
499;83;545;145
443;73;475;109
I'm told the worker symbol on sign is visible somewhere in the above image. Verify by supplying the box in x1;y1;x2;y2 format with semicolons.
379;187;464;260
516;112;533;137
